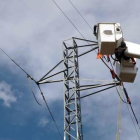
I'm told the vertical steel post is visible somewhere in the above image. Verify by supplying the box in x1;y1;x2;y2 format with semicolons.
63;39;83;140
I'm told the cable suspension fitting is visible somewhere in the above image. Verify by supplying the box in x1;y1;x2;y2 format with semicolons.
27;76;42;106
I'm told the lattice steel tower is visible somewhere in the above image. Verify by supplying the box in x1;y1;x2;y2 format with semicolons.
37;37;119;140
63;39;83;140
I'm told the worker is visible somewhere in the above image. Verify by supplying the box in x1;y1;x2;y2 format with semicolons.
114;40;129;63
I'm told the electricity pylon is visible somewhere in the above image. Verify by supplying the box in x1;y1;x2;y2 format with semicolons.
38;37;120;140
63;39;83;140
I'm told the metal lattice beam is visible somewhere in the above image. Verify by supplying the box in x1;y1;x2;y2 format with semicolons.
36;37;120;140
63;39;83;140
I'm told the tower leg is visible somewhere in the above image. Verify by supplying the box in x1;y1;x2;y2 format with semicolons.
63;39;83;140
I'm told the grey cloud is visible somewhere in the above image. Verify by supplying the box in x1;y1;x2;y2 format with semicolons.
38;117;49;127
0;81;16;107
0;0;140;139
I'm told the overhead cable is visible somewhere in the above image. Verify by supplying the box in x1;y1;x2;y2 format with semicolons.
37;85;63;140
0;47;63;139
123;85;140;128
49;0;121;80
121;87;140;140
64;1;123;81
49;0;122;79
0;47;32;78
51;0;86;40
115;85;128;104
108;57;140;139
46;0;140;135
109;57;128;104
68;0;92;30
111;59;140;138
110;57;140;129
27;76;42;106
50;0;99;61
0;47;43;106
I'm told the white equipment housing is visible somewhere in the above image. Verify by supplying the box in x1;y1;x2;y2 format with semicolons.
94;22;140;83
116;61;138;83
115;41;140;83
95;23;123;55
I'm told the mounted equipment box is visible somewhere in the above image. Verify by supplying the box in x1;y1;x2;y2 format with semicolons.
116;62;138;83
94;23;123;55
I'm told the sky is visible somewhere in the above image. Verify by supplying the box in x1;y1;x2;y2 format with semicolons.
0;0;140;140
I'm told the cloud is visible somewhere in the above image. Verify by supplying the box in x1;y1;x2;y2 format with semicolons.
0;0;140;139
38;117;49;127
0;81;16;107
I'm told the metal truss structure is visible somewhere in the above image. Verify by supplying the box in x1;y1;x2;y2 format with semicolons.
37;37;120;140
0;33;138;140
63;39;83;140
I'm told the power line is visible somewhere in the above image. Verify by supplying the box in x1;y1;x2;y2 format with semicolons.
122;85;140;130
0;47;31;77
109;57;128;104
50;1;140;136
109;57;140;139
2;1;139;139
0;47;43;106
50;0;125;78
51;0;119;74
121;90;140;140
51;0;86;40
68;0;93;30
50;0;97;53
37;85;63;140
27;76;42;106
0;47;63;140
116;84;140;139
